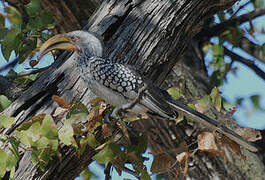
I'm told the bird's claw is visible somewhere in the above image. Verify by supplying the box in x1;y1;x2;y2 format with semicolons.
110;107;124;121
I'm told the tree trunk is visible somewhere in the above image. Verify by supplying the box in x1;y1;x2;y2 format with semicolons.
2;0;264;179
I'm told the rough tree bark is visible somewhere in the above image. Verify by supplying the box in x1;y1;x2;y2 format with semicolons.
2;0;265;179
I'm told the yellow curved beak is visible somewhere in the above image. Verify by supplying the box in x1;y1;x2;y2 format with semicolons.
37;33;77;60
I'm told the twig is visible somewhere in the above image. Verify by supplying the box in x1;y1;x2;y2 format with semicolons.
224;47;265;81
104;163;112;180
0;57;20;72
223;61;234;81
200;6;265;38
238;37;265;64
231;1;252;18
121;166;139;178
5;66;50;79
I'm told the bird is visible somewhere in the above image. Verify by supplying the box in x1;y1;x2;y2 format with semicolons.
37;30;258;152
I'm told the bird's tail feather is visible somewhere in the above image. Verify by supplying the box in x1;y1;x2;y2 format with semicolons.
167;99;258;152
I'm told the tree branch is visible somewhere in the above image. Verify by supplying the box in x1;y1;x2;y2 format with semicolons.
5;66;50;79
200;6;265;38
224;47;265;81
230;1;252;18
238;37;265;64
0;57;19;72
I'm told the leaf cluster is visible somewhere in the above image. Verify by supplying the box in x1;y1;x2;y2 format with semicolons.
0;0;55;63
0;96;152;179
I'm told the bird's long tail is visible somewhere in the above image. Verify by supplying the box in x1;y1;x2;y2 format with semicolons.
167;99;258;152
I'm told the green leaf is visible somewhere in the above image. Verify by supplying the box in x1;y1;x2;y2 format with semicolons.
0;134;8;142
196;95;210;113
5;6;22;25
0;28;8;39
38;148;53;171
250;95;265;110
40;11;55;28
27;16;43;30
49;139;59;151
167;88;183;100
1;40;13;61
140;167;151;180
1;29;21;61
40;115;58;139
36;136;50;149
15;131;31;146
16;121;33;131
236;97;244;106
155;174;164;180
253;0;264;8
31;147;39;165
9;137;20;160
212;44;224;58
0;115;14;129
26;122;41;143
93;143;121;164
81;167;97;180
0;13;5;29
0;149;8;178
261;43;265;57
211;70;223;86
210;87;222;112
0;95;12;111
136;135;148;155
67;101;89;119
6;152;18;171
58;121;77;147
86;134;101;148
25;0;41;16
212;44;224;69
9;166;15;180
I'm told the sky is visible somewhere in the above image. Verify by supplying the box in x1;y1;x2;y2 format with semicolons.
0;0;265;179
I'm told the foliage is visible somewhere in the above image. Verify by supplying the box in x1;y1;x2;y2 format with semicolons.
0;95;11;112
202;0;265;117
0;0;55;63
0;96;152;179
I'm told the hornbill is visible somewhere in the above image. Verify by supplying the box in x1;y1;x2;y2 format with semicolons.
38;30;258;152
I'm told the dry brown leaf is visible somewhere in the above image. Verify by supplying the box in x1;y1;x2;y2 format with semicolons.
102;123;112;139
235;127;262;142
86;109;101;130
95;142;108;151
98;101;107;114
194;103;206;113
52;95;71;109
176;152;189;176
151;152;173;174
89;97;102;106
197;132;222;155
53;107;68;117
113;156;123;176
221;136;246;160
87;101;106;131
117;121;130;143
32;113;46;123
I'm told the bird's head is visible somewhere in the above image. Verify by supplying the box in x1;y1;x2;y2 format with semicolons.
38;30;104;60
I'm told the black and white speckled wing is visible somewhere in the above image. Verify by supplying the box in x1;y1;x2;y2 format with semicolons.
88;57;144;98
87;57;176;118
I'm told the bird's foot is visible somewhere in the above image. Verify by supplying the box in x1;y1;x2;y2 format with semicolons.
110;107;123;120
